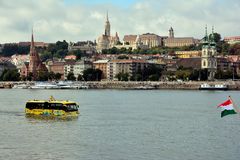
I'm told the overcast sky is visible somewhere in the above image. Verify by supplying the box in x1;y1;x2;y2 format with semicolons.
0;0;239;43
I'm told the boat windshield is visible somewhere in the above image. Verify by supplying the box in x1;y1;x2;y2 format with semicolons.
65;103;79;111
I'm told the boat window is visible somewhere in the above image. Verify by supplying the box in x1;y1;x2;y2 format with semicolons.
26;103;45;109
65;103;78;111
48;103;63;110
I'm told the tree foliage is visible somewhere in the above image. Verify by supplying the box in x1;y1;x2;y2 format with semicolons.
67;72;76;81
229;43;240;55
115;72;129;81
83;68;102;81
46;40;69;58
1;44;30;56
0;69;20;81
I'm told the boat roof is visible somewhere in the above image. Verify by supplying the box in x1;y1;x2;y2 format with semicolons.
27;100;77;104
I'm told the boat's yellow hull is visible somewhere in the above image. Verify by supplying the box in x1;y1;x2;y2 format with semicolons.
25;108;79;117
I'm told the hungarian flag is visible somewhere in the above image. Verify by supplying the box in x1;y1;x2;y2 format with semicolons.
218;98;237;118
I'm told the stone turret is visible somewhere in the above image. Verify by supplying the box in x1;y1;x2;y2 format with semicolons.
169;27;174;38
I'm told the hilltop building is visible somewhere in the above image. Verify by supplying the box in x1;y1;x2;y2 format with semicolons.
224;36;240;45
175;51;201;59
123;33;162;49
96;12;120;52
164;27;198;47
68;41;97;54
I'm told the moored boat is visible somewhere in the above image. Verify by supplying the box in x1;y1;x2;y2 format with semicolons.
199;83;228;90
30;82;59;89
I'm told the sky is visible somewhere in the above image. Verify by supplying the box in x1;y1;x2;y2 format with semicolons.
0;0;239;43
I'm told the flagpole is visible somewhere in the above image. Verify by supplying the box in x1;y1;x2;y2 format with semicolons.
229;96;240;117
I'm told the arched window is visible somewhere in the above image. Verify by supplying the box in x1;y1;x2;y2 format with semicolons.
203;60;206;66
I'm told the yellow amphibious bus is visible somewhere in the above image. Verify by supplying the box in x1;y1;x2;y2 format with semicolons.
25;96;79;117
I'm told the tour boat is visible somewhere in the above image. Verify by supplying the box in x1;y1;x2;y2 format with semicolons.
199;83;228;90
25;96;79;117
30;82;59;89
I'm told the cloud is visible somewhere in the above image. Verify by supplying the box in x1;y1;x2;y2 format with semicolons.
0;0;239;43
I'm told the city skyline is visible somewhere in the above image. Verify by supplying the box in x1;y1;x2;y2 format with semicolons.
0;0;239;43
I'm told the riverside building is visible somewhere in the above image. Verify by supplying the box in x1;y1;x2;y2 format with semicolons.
107;59;148;81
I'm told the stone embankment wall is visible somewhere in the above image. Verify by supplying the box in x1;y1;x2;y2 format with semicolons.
1;81;240;90
84;81;238;90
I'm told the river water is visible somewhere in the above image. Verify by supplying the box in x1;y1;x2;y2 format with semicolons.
0;89;239;160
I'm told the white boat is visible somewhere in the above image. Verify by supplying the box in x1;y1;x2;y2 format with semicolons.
199;83;228;90
56;81;72;89
30;82;59;89
12;84;30;89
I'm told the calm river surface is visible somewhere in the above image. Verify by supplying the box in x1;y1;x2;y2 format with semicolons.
0;89;240;160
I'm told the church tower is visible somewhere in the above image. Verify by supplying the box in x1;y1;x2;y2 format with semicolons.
28;30;46;80
104;11;111;37
201;26;217;80
169;27;174;38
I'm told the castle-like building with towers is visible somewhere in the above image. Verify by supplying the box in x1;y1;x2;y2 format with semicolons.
96;12;120;52
96;12;200;52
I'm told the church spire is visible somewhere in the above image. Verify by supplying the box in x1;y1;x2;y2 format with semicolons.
104;11;111;36
31;28;35;51
210;26;216;47
211;26;215;41
106;10;109;22
205;25;208;41
169;27;174;38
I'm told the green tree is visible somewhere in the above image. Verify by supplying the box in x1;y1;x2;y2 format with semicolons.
221;42;230;55
26;72;33;81
148;74;160;81
229;43;240;55
209;33;221;43
37;71;48;81
115;72;129;81
83;68;102;81
142;65;163;81
40;51;52;61
73;50;83;60
48;71;55;81
0;69;20;81
175;70;191;80
56;40;68;50
117;55;129;59
1;44;18;56
67;72;76;81
77;74;84;81
55;73;62;81
130;74;142;81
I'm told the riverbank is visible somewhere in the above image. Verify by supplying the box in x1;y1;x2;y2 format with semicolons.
1;81;240;90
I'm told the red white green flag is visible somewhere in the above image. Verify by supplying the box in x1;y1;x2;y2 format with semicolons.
217;98;237;118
